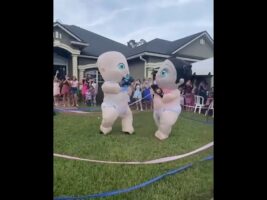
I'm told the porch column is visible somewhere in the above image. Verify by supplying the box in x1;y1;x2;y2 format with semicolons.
72;54;78;78
79;68;85;81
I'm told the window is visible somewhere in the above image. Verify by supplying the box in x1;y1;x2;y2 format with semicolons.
84;69;104;83
54;31;62;39
200;38;205;45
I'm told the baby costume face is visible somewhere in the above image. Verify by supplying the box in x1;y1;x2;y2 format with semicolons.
156;59;178;90
97;51;129;82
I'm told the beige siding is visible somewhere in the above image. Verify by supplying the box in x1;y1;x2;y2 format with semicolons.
128;59;145;80
78;58;97;65
176;35;213;59
148;56;166;63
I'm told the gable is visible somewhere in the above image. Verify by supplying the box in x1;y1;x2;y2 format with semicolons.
54;26;89;53
54;27;80;49
54;23;82;42
174;35;213;59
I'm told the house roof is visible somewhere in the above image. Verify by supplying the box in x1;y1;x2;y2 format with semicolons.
55;23;213;59
125;31;209;57
61;24;132;57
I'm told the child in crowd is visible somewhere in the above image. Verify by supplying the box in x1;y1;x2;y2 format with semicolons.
133;83;143;111
142;80;153;110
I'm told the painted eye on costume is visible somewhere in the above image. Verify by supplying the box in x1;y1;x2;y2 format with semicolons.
160;68;169;77
118;63;125;70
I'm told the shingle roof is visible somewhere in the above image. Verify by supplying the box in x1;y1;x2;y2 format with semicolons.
57;23;211;58
62;24;132;57
126;38;173;57
125;31;206;57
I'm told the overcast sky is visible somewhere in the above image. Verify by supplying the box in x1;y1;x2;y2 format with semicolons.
54;0;213;45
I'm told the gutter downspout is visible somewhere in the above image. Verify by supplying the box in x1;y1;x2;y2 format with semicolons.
140;55;147;78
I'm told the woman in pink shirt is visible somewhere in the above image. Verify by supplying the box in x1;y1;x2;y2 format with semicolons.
81;78;88;104
61;76;71;107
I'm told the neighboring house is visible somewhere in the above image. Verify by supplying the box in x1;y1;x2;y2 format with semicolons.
53;22;213;83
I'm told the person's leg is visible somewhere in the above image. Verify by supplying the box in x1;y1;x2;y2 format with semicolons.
83;94;86;104
67;93;71;107
76;92;79;106
135;99;139;110
71;89;74;106
139;99;143;111
92;95;95;106
94;95;97;106
63;94;66;107
74;90;78;106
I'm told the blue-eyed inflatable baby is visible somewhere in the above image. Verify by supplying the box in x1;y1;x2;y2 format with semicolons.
97;51;134;135
152;58;192;140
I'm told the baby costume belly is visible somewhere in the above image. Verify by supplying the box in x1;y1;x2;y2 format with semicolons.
102;92;129;117
153;95;181;115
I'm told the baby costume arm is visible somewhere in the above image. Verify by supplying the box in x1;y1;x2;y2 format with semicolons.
102;82;120;94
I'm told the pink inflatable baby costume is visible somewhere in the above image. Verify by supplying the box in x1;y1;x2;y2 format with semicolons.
152;58;192;140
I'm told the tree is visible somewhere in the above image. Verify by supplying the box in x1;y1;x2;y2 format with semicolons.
127;39;147;48
127;40;137;48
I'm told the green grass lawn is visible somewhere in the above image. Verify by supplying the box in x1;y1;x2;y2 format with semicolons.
54;111;213;200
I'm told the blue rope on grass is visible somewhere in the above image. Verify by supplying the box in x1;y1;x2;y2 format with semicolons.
54;155;213;200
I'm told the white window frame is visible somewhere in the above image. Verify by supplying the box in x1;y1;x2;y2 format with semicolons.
200;38;205;45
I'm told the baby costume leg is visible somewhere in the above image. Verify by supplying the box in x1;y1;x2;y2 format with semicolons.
100;106;119;135
121;106;134;134
153;110;160;128
155;111;179;140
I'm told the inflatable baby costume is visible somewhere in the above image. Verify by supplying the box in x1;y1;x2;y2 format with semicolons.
152;58;192;140
97;51;134;135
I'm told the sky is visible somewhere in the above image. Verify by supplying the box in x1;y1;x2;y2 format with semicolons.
54;0;213;45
